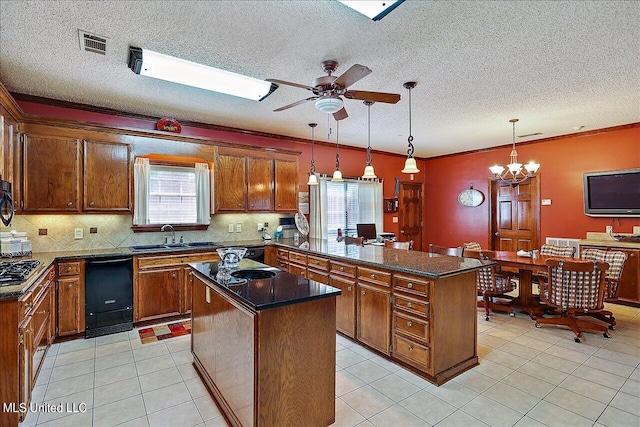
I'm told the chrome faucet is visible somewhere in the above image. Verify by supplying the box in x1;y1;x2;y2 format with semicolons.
161;224;176;244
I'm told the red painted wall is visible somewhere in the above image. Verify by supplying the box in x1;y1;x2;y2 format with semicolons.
423;126;640;249
18;100;638;249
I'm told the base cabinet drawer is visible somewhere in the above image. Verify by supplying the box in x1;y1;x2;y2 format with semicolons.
394;295;429;318
307;269;329;284
393;334;430;372
393;311;429;343
289;263;307;278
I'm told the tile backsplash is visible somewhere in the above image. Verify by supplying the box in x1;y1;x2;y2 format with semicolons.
4;213;292;253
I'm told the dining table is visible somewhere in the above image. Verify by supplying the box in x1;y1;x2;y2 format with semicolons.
494;251;552;318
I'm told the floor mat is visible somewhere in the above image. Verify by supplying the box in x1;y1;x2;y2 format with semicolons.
138;320;191;344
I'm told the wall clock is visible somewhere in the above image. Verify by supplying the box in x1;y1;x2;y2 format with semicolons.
458;187;485;207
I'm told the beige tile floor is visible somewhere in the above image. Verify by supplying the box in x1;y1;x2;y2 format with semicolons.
21;303;640;427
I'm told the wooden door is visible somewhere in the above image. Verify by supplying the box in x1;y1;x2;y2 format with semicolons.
274;159;298;211
330;275;356;338
216;153;246;211
23;134;80;211
357;283;390;354
191;276;216;376
57;277;84;336
135;267;182;322
490;177;540;251
83;140;131;211
398;182;423;251
247;157;273;211
614;248;639;304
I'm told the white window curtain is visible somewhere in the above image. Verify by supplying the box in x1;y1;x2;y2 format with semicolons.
195;163;211;224
133;157;150;225
310;177;383;240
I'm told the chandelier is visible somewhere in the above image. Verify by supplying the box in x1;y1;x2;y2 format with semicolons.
307;123;318;185
362;101;377;179
489;119;540;184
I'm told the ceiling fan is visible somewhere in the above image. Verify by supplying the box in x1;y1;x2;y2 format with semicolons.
267;60;401;121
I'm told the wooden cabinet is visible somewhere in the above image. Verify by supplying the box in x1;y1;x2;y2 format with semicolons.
247;157;273;211
357;266;391;355
57;260;85;336
22;134;80;211
215;148;299;213
134;251;219;322
330;260;357;338
191;272;336;427
581;244;640;306
83;140;131;211
216;152;246;211
274;159;298;211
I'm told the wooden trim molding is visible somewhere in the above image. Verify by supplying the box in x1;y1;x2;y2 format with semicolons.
0;82;24;121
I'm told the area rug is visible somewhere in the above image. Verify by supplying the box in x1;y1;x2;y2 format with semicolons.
138;320;191;344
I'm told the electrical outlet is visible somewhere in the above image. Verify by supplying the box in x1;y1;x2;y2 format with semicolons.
89;227;98;234
605;225;613;233
258;222;264;231
74;228;83;239
38;228;47;236
634;226;640;235
236;223;242;233
228;224;234;233
392;217;398;223
264;222;269;227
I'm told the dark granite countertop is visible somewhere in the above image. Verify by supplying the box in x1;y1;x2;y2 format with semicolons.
190;259;341;311
267;238;491;279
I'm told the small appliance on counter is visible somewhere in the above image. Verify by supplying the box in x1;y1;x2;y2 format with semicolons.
0;230;31;257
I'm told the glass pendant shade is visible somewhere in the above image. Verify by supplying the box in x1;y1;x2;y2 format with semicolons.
331;169;344;181
401;157;420;174
307;173;318;185
362;165;377;179
315;96;344;114
489;165;504;175
524;161;540;174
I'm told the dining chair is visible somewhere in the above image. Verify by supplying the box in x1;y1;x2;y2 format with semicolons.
384;240;413;250
344;236;365;246
580;248;628;329
533;243;577;285
429;244;463;256
465;249;517;321
536;258;610;342
463;242;482;252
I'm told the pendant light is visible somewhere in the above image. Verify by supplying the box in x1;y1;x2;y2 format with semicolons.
401;81;420;174
307;123;319;185
489;119;540;184
331;119;344;182
362;101;378;179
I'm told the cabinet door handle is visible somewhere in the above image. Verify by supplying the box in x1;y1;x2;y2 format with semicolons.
25;302;33;309
371;273;376;279
361;290;366;295
339;267;344;272
67;201;73;206
408;345;413;351
171;273;177;279
407;321;412;327
407;283;413;289
67;284;72;289
407;302;413;308
347;286;352;291
89;201;95;207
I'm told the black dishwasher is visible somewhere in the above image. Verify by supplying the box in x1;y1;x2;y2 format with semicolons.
85;257;134;338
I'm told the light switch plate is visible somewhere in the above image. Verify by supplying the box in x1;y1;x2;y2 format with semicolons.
634;226;640;235
228;224;234;233
236;223;242;233
74;228;83;239
392;217;398;223
541;199;552;205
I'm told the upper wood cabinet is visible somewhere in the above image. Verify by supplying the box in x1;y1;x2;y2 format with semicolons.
83;140;131;211
216;147;299;213
216;152;247;211
274;159;298;212
23;134;80;212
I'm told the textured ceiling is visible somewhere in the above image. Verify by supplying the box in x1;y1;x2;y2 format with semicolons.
0;1;638;157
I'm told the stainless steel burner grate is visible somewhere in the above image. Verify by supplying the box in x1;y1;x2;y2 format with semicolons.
0;260;41;285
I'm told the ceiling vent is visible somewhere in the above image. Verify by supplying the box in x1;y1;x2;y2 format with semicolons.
78;30;108;55
517;132;542;138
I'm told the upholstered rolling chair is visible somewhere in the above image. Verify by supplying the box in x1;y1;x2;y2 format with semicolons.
465;249;517;321
534;244;576;285
580;248;628;329
429;244;463;256
384;240;413;250
344;236;365;246
536;258;610;342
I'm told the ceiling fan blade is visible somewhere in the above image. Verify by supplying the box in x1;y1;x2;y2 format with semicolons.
333;107;348;121
266;78;316;91
344;90;401;104
273;97;318;112
333;64;372;88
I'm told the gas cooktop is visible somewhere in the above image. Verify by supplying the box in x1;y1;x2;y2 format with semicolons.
0;259;41;286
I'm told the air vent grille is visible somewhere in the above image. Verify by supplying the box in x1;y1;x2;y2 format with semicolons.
78;30;108;55
517;132;542;138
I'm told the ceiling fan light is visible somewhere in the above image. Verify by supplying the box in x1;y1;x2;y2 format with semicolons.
362;165;377;179
331;169;344;182
315;96;344;114
401;157;420;174
307;173;318;186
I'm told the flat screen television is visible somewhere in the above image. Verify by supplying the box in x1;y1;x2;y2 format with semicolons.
356;223;377;240
583;168;640;217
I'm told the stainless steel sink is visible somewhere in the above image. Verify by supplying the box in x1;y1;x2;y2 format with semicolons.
231;270;276;280
186;241;218;248
130;244;167;251
130;241;218;251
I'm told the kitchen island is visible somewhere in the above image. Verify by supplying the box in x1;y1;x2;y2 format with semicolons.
189;259;341;427
265;238;489;386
